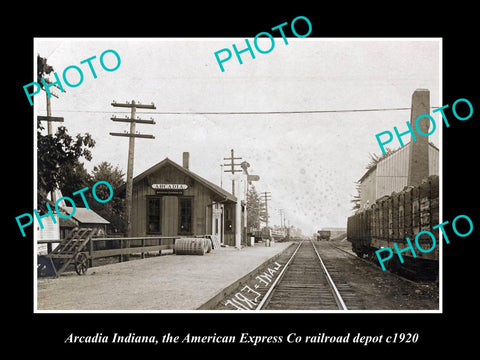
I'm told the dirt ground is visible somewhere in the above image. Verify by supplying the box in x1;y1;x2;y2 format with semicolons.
36;242;291;311
317;239;439;310
36;239;439;312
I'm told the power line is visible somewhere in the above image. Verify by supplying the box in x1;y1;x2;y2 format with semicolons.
149;108;415;115
36;106;441;116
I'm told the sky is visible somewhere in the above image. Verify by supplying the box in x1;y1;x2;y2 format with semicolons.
34;38;441;235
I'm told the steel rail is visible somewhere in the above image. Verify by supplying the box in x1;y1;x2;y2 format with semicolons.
255;240;304;310
256;240;348;310
311;240;348;310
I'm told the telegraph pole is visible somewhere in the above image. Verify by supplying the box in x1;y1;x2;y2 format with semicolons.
110;100;156;251
223;149;244;248
223;149;242;195
279;209;284;231
220;164;224;188
262;192;272;229
38;94;64;135
38;81;64;204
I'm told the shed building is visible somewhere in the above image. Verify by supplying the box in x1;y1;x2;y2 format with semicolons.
357;89;439;210
60;207;110;238
358;142;439;209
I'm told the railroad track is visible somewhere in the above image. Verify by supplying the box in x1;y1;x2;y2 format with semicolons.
257;240;348;310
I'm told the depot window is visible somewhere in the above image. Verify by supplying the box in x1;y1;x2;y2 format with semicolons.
147;197;161;234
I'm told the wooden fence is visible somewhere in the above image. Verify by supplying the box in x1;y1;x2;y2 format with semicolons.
37;235;180;267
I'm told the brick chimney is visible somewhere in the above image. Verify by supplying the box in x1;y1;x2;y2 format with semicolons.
407;89;430;187
182;152;190;170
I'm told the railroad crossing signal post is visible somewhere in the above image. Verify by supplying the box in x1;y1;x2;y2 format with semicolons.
110;100;156;259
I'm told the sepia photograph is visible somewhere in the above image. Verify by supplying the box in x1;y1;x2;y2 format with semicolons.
31;37;442;313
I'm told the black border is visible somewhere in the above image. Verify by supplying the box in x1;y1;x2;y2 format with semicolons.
9;4;478;355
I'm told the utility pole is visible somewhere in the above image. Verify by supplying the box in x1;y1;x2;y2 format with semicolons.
262;192;272;229
279;209;284;231
110;100;156;258
223;149;242;195
37;56;63;135
240;161;250;247
220;164;224;188
38;81;64;204
223;149;244;249
37;78;64;248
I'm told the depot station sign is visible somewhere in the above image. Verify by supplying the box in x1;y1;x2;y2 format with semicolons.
152;183;188;194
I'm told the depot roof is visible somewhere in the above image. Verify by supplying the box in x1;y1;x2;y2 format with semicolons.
61;207;110;224
121;157;237;203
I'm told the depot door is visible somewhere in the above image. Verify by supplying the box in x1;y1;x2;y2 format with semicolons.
162;196;178;236
212;203;223;244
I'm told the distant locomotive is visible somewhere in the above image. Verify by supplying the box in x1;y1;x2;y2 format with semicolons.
316;230;331;241
347;175;439;279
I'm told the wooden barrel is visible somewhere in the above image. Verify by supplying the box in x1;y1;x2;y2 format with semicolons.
210;234;221;249
175;238;206;255
205;238;212;253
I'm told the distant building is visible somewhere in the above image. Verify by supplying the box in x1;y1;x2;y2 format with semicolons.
357;89;439;210
37;193;110;254
358;142;439;210
60;207;110;238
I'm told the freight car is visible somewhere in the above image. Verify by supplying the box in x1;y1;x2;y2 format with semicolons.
271;229;287;242
347;175;439;279
317;230;331;241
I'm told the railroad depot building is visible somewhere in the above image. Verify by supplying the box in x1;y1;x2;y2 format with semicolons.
127;152;241;246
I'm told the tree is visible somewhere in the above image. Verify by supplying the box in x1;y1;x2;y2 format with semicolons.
37;55;54;87
37;122;95;211
246;186;261;232
57;160;92;203
91;162;125;190
89;162;126;233
365;148;395;170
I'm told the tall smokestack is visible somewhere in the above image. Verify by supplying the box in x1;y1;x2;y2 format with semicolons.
407;89;430;187
182;152;190;170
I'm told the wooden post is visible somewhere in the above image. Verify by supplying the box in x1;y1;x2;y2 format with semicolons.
110;100;156;260
223;149;242;195
263;192;271;229
119;238;123;263
124;102;136;260
38;94;64;205
223;149;243;248
89;237;94;268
